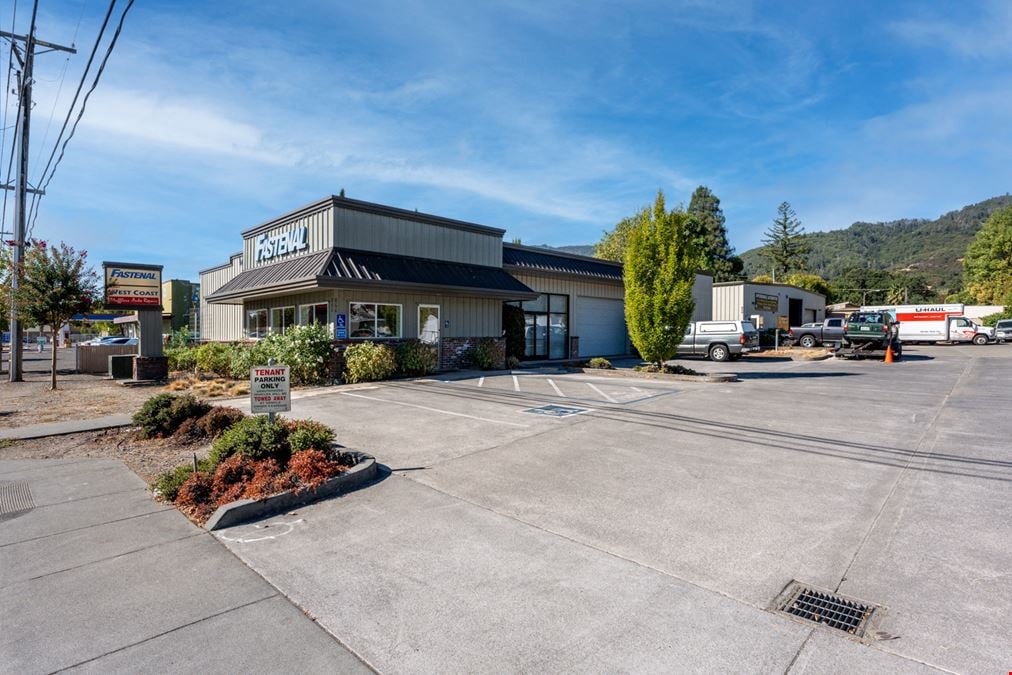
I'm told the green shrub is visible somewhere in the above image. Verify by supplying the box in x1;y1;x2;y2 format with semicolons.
152;458;215;501
209;415;290;465
169;325;193;348
133;393;211;439
395;340;438;376
165;346;197;373
506;355;520;370
196;342;234;377
465;337;503;370
271;324;334;385
344;342;397;383
197;406;245;438
587;357;614;369
227;340;268;380
288;419;335;453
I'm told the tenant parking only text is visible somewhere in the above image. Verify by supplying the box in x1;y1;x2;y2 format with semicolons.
250;365;291;414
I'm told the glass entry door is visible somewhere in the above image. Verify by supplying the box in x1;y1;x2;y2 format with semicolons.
525;314;548;358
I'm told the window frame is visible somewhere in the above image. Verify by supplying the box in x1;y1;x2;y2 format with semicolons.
270;305;296;335
348;301;403;340
298;302;329;326
246;308;268;339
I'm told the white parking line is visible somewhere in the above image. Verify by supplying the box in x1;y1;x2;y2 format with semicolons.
547;378;564;397
586;382;617;403
513;375;520;391
478;376;485;387
340;392;528;427
631;386;644;393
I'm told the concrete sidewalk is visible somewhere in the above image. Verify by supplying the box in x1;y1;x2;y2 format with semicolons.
0;415;134;441
0;458;371;673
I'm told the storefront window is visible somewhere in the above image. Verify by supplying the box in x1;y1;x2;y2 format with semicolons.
270;306;295;334
516;294;569;359
246;309;268;339
418;305;440;344
349;302;402;339
299;302;328;326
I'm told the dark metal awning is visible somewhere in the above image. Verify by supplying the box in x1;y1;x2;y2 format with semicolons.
502;243;623;281
205;248;537;303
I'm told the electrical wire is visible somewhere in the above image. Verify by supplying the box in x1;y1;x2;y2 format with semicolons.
25;0;118;240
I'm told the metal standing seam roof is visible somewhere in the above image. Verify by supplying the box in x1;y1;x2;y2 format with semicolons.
502;245;623;281
206;248;536;301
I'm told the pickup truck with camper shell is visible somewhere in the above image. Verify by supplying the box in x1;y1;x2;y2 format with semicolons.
788;318;845;348
678;320;760;362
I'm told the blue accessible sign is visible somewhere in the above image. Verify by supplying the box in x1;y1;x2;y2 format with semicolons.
335;313;347;339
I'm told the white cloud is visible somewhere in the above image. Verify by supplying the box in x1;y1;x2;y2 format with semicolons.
890;2;1012;58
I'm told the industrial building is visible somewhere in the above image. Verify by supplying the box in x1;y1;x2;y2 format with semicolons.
712;281;826;328
200;195;713;367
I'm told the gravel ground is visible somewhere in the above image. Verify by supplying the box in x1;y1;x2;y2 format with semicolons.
0;428;210;483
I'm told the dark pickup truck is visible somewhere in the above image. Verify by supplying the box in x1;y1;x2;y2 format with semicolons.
788;318;845;348
838;310;902;358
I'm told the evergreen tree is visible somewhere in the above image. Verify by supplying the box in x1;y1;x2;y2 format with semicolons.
686;186;741;281
761;202;808;278
594;215;638;262
624;191;697;367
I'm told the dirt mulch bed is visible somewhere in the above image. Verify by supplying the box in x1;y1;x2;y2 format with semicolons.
0;428;209;484
0;374;156;430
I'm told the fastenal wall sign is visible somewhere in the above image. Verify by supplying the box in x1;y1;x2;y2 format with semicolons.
103;262;163;310
250;365;291;414
255;226;309;262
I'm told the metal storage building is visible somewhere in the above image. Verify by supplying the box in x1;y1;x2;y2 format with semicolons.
712;281;826;328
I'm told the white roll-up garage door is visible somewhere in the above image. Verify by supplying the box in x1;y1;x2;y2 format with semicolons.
575;296;628;356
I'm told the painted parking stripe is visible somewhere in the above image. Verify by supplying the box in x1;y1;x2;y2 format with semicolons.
513;375;520;391
586;382;618;403
478;376;485;387
340;392;528;427
547;378;564;397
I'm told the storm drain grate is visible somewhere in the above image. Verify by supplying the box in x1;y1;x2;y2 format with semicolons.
521;405;589;418
776;581;876;636
0;480;35;522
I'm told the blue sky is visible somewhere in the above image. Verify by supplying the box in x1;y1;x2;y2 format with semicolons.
3;0;1011;280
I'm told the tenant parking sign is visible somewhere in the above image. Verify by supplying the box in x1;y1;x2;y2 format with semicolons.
250;365;291;414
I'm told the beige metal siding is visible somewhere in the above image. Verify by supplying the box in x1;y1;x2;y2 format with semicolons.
242;289;501;339
75;345;137;374
200;255;244;341
244;207;333;270
333;208;501;267
712;284;745;321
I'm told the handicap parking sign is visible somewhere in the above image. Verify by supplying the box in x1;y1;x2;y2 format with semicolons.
335;313;347;339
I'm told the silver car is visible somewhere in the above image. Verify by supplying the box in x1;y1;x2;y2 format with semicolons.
996;319;1012;343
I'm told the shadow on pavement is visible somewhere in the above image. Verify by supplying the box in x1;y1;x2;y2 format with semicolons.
736;372;857;380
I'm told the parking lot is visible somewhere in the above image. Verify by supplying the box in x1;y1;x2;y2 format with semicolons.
217;345;1010;673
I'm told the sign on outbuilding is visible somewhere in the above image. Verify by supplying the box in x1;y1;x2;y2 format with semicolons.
250;365;291;414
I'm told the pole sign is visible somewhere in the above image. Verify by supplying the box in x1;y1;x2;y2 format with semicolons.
103;261;163;310
250;365;291;414
335;313;347;339
777;315;790;330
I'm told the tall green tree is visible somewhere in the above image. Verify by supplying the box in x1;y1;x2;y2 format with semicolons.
761;202;808;278
594;215;637;262
686;186;742;281
624;191;697;367
963;205;1012;305
783;272;833;303
11;242;99;390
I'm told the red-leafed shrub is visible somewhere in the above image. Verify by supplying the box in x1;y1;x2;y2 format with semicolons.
211;454;258;504
198;407;245;439
174;471;215;521
287;449;348;492
172;417;206;443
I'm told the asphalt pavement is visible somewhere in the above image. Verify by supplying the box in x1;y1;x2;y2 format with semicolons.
216;344;1011;673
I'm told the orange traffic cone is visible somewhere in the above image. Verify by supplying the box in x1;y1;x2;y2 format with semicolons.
884;345;894;364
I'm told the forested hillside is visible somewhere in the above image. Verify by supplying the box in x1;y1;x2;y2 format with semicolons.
741;195;1012;293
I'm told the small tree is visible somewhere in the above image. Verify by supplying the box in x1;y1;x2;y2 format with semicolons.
594;215;638;262
624;191;697;367
13;242;99;389
783;272;833;302
761;202;808;279
963;205;1012;304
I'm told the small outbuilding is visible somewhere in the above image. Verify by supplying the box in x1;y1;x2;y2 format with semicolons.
712;281;826;329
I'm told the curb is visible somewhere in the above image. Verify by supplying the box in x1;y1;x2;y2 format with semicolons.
567;367;736;384
0;416;135;441
204;451;377;531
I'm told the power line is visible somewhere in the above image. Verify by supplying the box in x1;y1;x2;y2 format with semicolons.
26;0;118;239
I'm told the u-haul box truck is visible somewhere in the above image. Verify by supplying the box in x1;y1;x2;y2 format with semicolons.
861;304;995;344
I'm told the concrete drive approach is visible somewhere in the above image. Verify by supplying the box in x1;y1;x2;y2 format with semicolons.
218;346;1011;673
0;458;370;673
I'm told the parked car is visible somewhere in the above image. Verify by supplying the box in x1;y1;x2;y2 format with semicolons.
840;311;901;357
81;336;136;346
995;319;1012;343
678;320;760;362
788;318;845;348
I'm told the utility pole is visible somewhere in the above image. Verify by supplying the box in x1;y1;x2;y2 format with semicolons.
2;13;76;382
